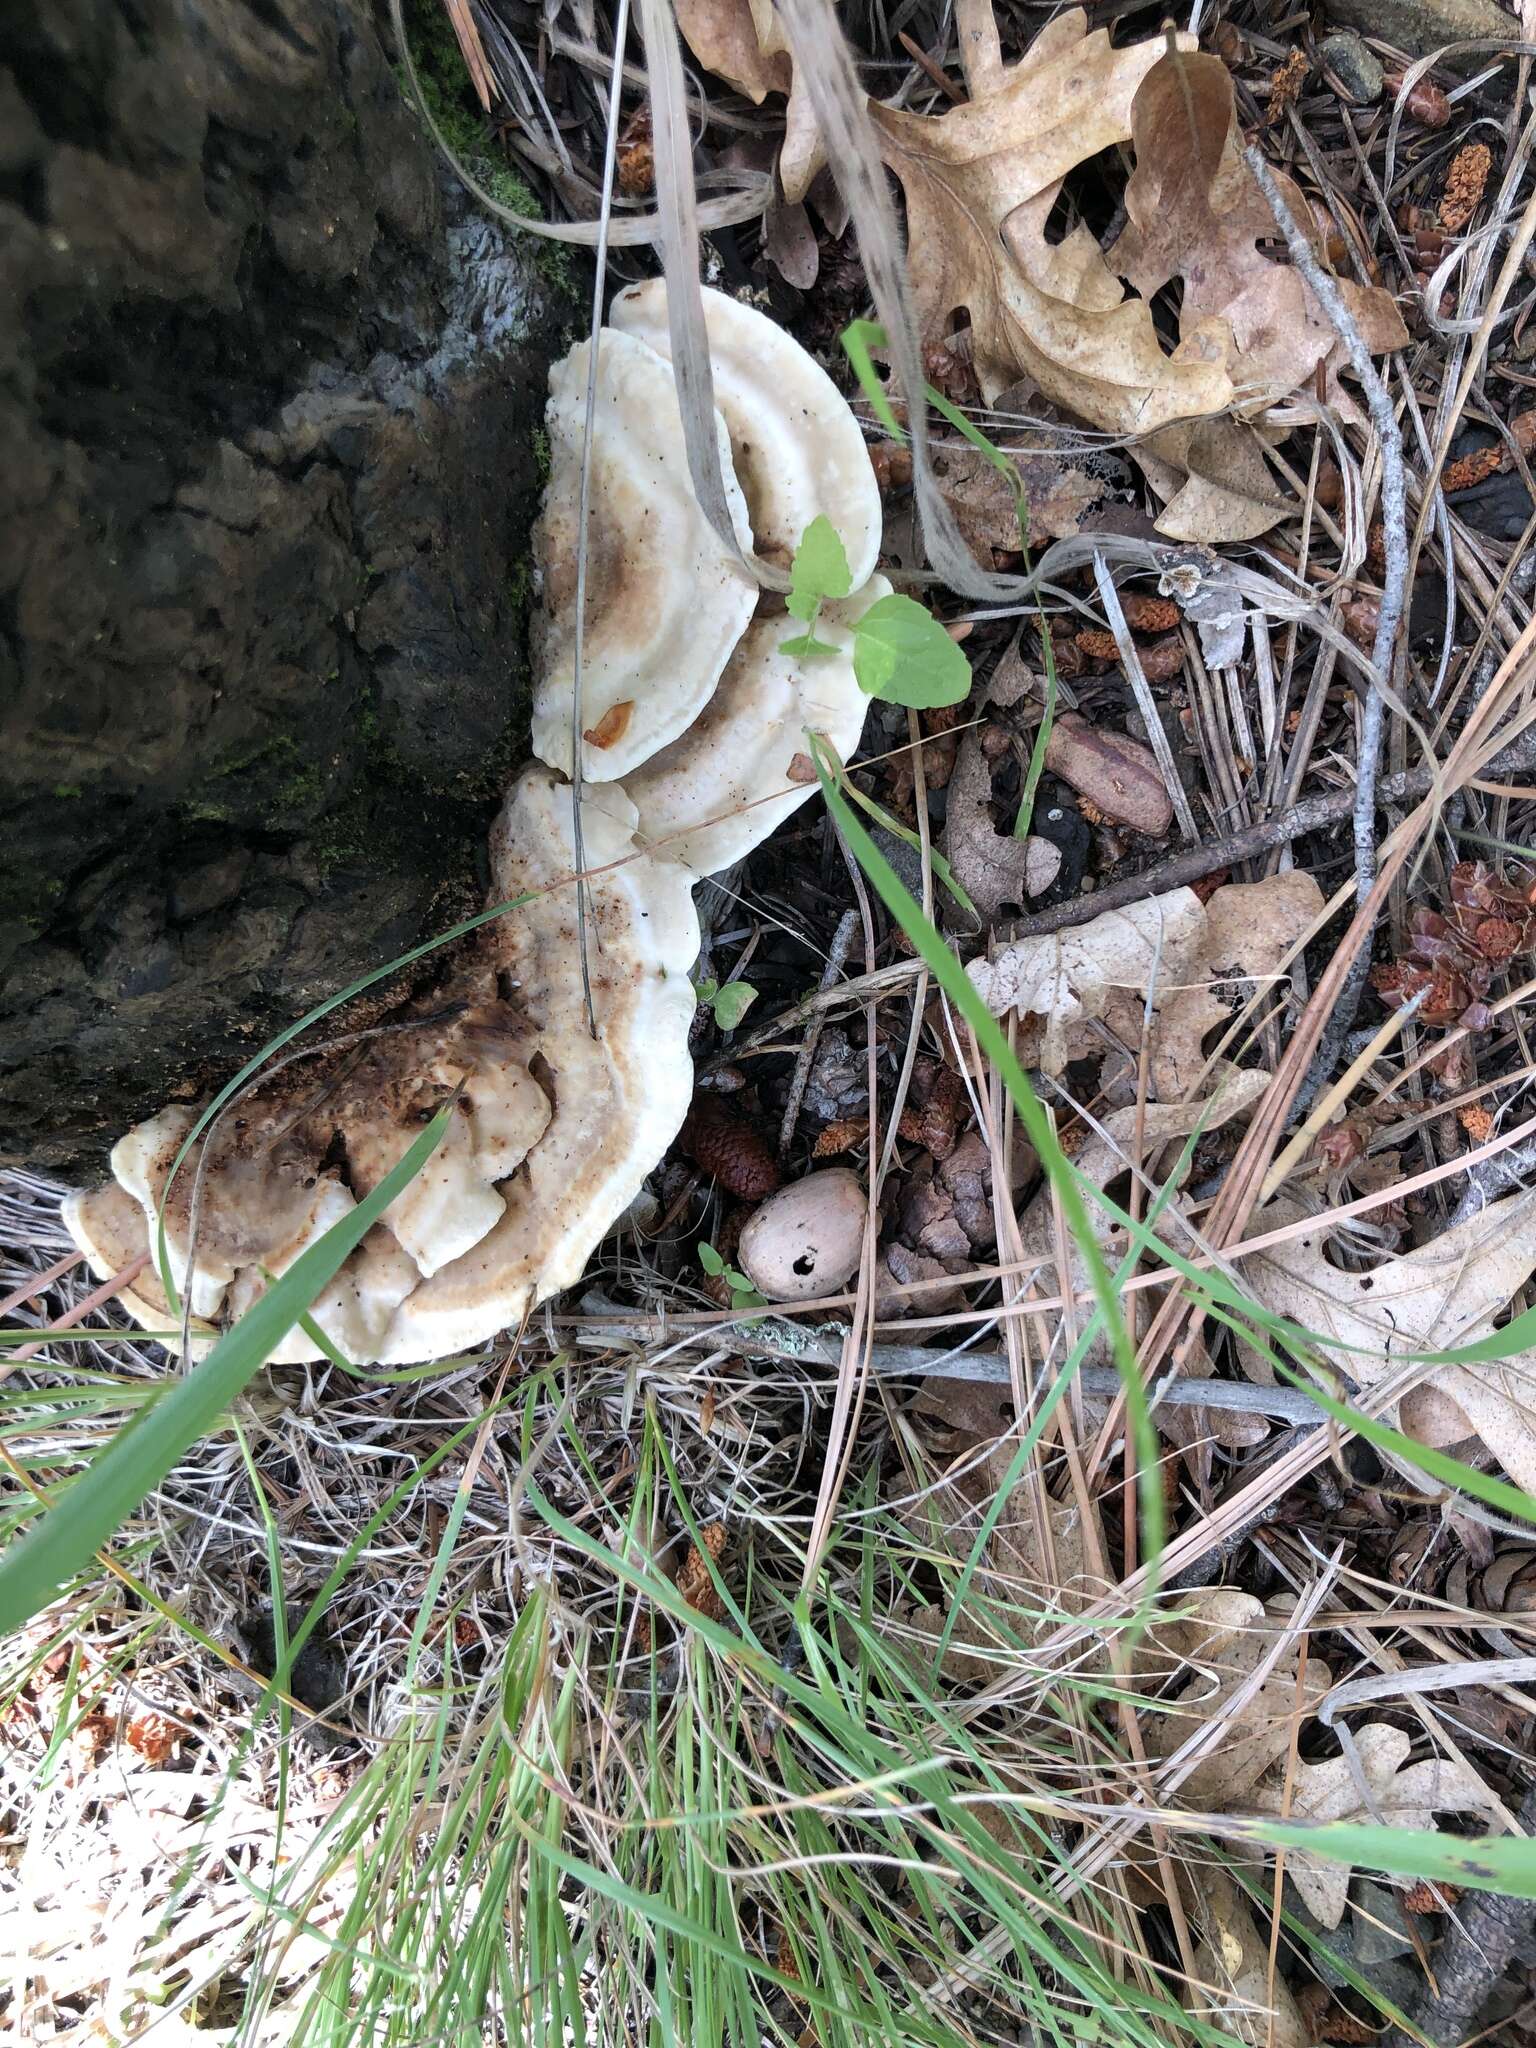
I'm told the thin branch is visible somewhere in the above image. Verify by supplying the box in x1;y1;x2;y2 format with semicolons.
997;724;1536;946
1243;146;1410;1105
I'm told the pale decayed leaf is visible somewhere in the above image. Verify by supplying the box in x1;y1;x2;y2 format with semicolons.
1239;1191;1536;1495
1250;1723;1507;1928
1186;1870;1308;2048
1138;418;1293;545
968;888;1208;1077
1141;1587;1331;1806
1015;1072;1271;1371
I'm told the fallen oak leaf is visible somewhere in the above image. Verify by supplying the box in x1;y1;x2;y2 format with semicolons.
1137;417;1295;545
869;9;1229;426
1152;870;1324;1102
1237;1191;1536;1496
1185;1869;1309;2048
1013;1072;1271;1370
1138;1588;1331;1805
673;0;826;202
1249;1723;1506;1928
968;886;1209;1075
933;443;1106;556
1114;46;1406;418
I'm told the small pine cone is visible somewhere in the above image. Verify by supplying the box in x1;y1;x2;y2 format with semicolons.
1074;628;1120;664
1440;142;1492;234
675;1521;727;1620
1403;1878;1461;1914
680;1097;781;1198
1443;444;1503;494
869;441;914;492
1120;592;1181;635
1315;2009;1376;2045
1342;595;1380;650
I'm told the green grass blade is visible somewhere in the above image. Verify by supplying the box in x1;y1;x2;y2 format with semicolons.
1215;1811;1536;1902
809;737;1166;1619
0;1102;453;1634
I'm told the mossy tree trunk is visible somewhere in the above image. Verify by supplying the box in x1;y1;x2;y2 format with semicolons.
1;0;569;1174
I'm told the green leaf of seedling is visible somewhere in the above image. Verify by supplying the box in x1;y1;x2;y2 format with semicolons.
787;515;852;622
709;980;758;1031
693;976;719;1004
696;1241;726;1278
725;1271;767;1311
1013;623;1058;840
779;630;840;660
853;594;972;708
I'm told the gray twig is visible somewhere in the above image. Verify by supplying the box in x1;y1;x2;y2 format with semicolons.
1243;147;1409;1110
571;1295;1330;1422
1450;1133;1536;1227
998;725;1536;946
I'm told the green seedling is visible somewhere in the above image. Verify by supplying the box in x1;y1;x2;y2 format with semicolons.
696;1240;766;1310
693;977;758;1031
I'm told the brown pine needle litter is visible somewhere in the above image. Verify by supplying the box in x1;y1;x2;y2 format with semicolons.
9;5;1536;2047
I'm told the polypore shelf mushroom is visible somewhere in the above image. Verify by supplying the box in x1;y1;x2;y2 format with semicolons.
530;329;756;783
622;575;893;874
62;1180;208;1343
608;280;883;587
737;1169;869;1303
371;766;700;1362
65;767;701;1365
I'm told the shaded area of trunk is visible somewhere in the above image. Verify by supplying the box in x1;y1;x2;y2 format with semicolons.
1;0;571;1173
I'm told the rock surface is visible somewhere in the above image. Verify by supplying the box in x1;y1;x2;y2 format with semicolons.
1;0;570;1173
1324;0;1515;59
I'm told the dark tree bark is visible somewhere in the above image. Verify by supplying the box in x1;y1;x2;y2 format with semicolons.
0;0;570;1174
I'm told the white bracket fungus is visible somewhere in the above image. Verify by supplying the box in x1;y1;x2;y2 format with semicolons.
67;287;886;1367
623;575;892;875
608;281;883;588
531;329;756;782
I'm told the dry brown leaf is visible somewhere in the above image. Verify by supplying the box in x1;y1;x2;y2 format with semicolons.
1186;1869;1308;2048
942;652;1038;924
893;1378;1104;1678
1250;1724;1505;1928
1116;48;1406;417
1239;1191;1536;1495
870;11;1228;425
673;0;826;203
934;445;1105;558
1013;1073;1270;1371
1153;872;1324;1101
1138;418;1294;544
674;0;788;106
969;888;1209;1074
1043;714;1173;835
